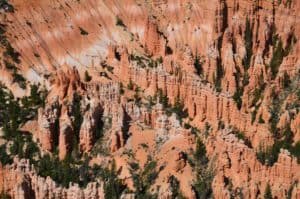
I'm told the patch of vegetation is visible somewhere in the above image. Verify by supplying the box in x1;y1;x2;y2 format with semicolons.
38;155;125;190
101;161;127;199
4;44;20;63
232;88;243;110
155;89;169;109
168;175;186;199
282;71;291;88
0;0;14;12
278;0;293;8
250;74;265;124
256;142;280;166
0;25;27;90
84;70;92;82
106;65;114;73
129;54;161;68
184;122;192;129
165;46;173;55
0;85;126;192
134;87;142;106
119;83;125;95
194;54;203;76
232;71;249;110
264;183;273;199
116;16;126;27
0;191;11;199
0;84;47;138
269;92;280;137
268;32;296;79
127;79;134;90
0;144;12;165
190;138;214;199
269;37;284;79
232;129;252;148
9;134;39;162
4;60;17;70
154;90;189;122
193;138;208;165
204;122;211;137
256;125;299;166
12;70;26;89
251;81;265;107
289;141;300;163
145;95;156;111
130;158;159;199
70;93;83;155
243;17;253;70
0;84;46;165
79;27;88;35
214;60;224;92
2;130;123;190
258;114;265;124
171;97;188;122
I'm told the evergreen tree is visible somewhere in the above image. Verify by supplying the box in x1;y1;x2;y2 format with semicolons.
84;71;92;82
264;183;273;199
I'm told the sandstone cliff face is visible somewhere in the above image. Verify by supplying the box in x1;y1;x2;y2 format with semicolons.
207;130;300;199
79;100;102;153
0;159;105;199
37;99;60;152
0;0;300;198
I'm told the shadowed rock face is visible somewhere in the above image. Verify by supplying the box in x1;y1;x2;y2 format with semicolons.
1;0;300;198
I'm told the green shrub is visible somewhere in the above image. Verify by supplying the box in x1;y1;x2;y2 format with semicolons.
127;79;134;90
243;17;253;70
37;154;80;187
269;102;280;137
168;175;186;199
156;89;169;109
290;142;300;163
192;168;214;199
171;97;188;122
0;0;14;12
282;71;290;88
0;144;12;165
270;38;284;79
119;83;124;95
264;183;273;199
256;143;279;166
79;27;88;35
0;191;11;199
258;114;265;123
233;89;243;110
130;159;159;198
12;70;26;89
4;44;20;63
194;55;203;76
0;84;45;138
190;137;214;198
70;93;83;153
84;71;92;82
194;138;208;165
214;61;223;92
232;129;252;148
4;60;16;70
116;17;125;27
102;161;126;199
134;87;141;105
251;108;257;124
251;84;265;107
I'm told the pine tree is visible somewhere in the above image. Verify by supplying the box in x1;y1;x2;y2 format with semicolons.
264;183;273;199
84;71;92;82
